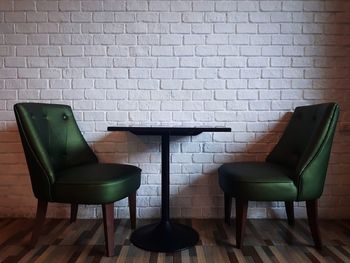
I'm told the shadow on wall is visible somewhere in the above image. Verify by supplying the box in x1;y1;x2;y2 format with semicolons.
317;1;350;218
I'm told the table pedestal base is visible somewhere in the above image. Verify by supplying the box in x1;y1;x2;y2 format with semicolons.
130;220;199;252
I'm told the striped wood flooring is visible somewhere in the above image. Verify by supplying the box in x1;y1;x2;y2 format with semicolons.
0;218;349;262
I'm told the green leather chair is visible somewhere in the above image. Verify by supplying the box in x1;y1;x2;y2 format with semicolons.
14;103;141;257
218;103;339;248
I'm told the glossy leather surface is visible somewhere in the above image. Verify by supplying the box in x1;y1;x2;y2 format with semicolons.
219;162;297;201
14;103;141;203
54;163;141;204
219;103;339;201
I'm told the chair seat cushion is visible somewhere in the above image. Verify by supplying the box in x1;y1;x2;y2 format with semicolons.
53;163;141;204
218;162;297;201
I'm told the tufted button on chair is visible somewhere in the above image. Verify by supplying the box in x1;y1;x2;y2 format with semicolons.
218;103;339;249
14;103;142;257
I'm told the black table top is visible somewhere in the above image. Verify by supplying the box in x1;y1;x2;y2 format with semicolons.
107;126;231;136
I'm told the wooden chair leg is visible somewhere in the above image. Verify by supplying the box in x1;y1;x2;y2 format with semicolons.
285;201;295;226
102;203;115;257
224;193;232;225
235;199;248;249
128;193;136;229
30;200;48;247
306;199;322;249
70;204;78;223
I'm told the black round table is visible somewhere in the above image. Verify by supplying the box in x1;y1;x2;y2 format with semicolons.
107;126;231;252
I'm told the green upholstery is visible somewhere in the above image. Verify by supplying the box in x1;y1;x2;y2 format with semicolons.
219;103;339;201
218;103;339;249
219;162;297;201
14;102;141;204
54;163;141;204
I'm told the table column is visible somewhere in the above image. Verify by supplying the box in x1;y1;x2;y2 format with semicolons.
130;133;199;252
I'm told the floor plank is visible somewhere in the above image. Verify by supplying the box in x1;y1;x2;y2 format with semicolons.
0;219;349;262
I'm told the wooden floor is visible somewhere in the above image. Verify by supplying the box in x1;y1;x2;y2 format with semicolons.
0;218;349;262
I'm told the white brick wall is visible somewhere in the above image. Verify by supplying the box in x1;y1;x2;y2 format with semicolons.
0;0;350;219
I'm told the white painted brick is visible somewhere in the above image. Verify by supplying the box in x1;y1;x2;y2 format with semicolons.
114;58;135;68
180;57;200;68
28;79;48;89
72;79;94;89
174;69;194;79
18;68;39;78
49;57;68;68
271;12;292;22
248;58;269;68
69;58;90;68
216;1;236;11
151;46;172;56
205;13;226;23
218;69;239;79
196;69;217;79
250;35;271;45
217;46;238;56
15;23;36;33
38;23;59;33
106;68;128;79
40;89;62;100
240;69;261;79
237;24;257;34
50;79;70;89
204;79;225;90
182;12;203;23
206;34;228;45
241;46;261;56
63;68;83;79
214;23;235;33
170;2;190;12
137;12;159;23
271;57;291;67
148;23;169;34
248;79;268;90
5;80;26;89
138;80;159;90
159;13;181;23
161;101;182;111
129;68;150;79
95;79;115;89
92;57;113;68
183;101;203;111
249;13;270;23
184;35;205;45
1;0;349;220
160;35;182;45
82;23;103;33
227;12;249;23
174;46;193;57
259;24;280;34
138;35;159;45
262;46;282;56
40;68;62;79
260;1;281;11
5;57;25;68
136;58;157;68
151;69;172;79
270;79;292;90
4;34;26;45
196;46;217;56
116;79;137;90
160;80;182;90
149;1;170;11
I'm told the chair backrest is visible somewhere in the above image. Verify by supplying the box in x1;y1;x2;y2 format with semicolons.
14;103;98;200
266;103;339;200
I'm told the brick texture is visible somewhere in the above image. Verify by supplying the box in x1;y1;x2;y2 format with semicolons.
0;0;350;219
